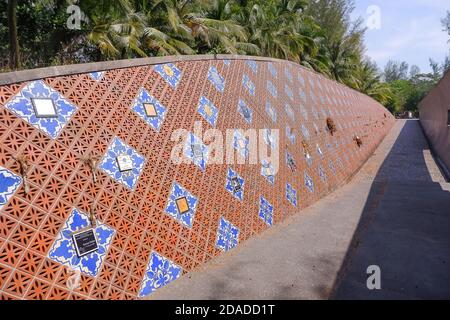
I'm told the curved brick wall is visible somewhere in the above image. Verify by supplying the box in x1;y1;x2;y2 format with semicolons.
0;56;394;299
419;70;450;178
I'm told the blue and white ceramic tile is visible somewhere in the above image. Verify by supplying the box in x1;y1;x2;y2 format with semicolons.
165;182;198;228
233;130;249;159
316;143;324;159
319;166;327;183
286;126;296;145
304;151;313;167
48;208;115;277
4;80;77;139
225;167;245;201
299;103;308;120
298;73;305;87
223;59;231;66
265;101;277;123
197;95;219;127
299;89;307;103
208;66;225;93
258;196;273;226
301;124;310;140
246;60;258;73
286;183;297;207
304;171;314;193
267;80;277;98
184;132;208;171
138;251;182;297
216;216;239;252
286;151;297;172
131;88;167;131
99;137;145;190
262;128;278;150
261;160;275;185
237;99;253;124
285;84;294;101
154;63;182;88
268;62;277;78
89;71;105;81
285;104;295;122
0;166;22;211
284;67;293;83
242;74;255;96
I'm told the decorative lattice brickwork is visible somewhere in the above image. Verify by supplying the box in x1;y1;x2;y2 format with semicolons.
0;57;394;299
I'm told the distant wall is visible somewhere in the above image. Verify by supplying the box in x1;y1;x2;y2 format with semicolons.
419;70;450;177
0;55;394;300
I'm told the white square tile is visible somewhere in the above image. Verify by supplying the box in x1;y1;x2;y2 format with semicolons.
116;154;133;172
31;98;57;118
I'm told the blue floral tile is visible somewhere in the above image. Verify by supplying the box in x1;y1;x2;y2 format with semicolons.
90;72;105;81
259;196;273;226
265;101;277;123
237;99;253;124
242;74;255;96
285;67;293;83
0;166;22;211
261;160;275;185
216;216;239;251
285;84;293;101
298;73;305;87
285;104;295;122
316;143;324;159
165;182;198;228
319;166;327;183
286;151;297;172
263;128;277;149
246;60;258;73
208;66;225;93
267;80;277;98
304;171;314;193
301;124;310;140
299;90;307;103
299;104;308;120
197;96;218;127
48;208;115;277
286;126;296;145
286;183;297;207
223;59;231;66
268;62;277;78
138;251;182;297
154;63;182;88
304;150;313;167
99;137;145;190
225;168;245;201
184;132;208;171
233;130;249;159
4;80;78;139
131;88;167;131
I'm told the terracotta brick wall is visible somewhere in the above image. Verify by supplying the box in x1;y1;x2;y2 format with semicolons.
419;70;450;176
0;56;394;299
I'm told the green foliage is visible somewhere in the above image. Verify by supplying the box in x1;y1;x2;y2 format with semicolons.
1;0;447;112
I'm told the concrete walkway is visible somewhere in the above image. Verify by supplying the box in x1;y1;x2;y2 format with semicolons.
146;120;450;300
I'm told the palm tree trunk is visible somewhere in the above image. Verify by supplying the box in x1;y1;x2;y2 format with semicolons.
8;0;20;70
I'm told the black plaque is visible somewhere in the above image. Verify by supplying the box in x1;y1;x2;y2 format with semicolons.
72;228;99;257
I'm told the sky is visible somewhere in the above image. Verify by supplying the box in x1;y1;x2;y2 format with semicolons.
351;0;450;73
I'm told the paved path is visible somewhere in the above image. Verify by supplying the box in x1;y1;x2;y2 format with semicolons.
146;120;450;300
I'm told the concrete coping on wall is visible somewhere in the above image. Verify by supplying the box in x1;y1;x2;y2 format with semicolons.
0;54;365;99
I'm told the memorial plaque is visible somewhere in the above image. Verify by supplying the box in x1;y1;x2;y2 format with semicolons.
116;154;133;172
31;98;58;118
191;144;203;159
72;228;99;257
231;176;242;193
143;103;158;117
175;196;190;215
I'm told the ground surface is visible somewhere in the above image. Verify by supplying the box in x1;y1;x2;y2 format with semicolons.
145;120;450;300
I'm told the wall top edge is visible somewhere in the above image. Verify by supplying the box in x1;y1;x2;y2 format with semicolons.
0;54;284;86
